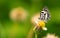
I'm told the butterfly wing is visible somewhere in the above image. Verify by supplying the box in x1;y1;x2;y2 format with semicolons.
40;7;51;23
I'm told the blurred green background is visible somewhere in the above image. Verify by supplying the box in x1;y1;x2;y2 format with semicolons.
0;0;60;38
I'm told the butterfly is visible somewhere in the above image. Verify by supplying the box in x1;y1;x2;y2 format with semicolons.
40;7;51;23
33;7;51;31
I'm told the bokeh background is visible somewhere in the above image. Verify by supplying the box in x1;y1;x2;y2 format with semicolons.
0;0;60;38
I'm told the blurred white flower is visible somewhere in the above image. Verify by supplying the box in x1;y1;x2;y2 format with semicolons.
43;33;59;38
31;13;47;31
9;7;28;21
31;13;40;25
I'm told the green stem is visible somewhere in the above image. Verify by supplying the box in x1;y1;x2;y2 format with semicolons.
35;33;37;38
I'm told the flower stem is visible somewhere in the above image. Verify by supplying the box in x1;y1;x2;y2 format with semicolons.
35;33;37;38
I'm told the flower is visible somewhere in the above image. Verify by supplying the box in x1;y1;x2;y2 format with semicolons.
9;7;28;21
43;33;59;38
31;13;40;25
31;13;47;31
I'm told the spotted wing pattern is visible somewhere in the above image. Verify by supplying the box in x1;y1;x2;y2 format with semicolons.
40;7;51;22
